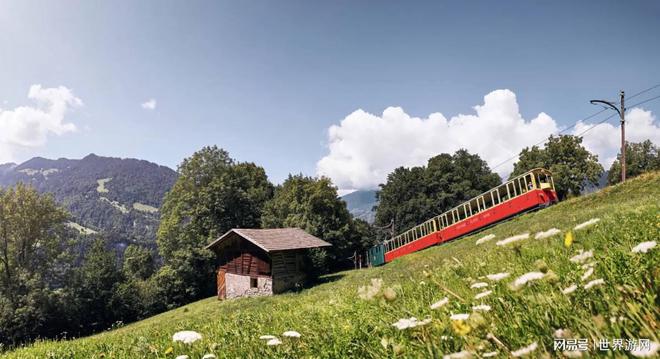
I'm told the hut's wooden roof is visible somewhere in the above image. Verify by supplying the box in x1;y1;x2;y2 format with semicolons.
205;228;331;252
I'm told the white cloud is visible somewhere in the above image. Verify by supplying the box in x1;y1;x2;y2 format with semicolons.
0;85;81;163
574;107;660;168
317;89;660;191
141;98;157;110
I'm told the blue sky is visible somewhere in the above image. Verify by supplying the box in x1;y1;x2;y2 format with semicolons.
1;1;659;190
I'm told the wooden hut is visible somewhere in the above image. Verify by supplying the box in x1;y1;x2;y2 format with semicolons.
205;228;331;299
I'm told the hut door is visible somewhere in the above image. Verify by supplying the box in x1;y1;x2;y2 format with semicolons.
217;268;226;300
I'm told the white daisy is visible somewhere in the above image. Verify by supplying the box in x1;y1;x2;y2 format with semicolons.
563;350;583;358
267;338;282;346
583;278;605;289
569;250;593;263
580;267;594;281
496;233;529;246
630;340;659;357
574;218;600;230
259;335;277;340
511;272;545;289
443;350;473;359
486;272;510;281
580;262;596;269
561;284;578;294
470;282;488;289
475;290;492;299
172;331;202;344
482;352;498;358
283;330;301;338
175;356;189;359
476;234;496;245
392;317;431;330
511;342;538;357
535;228;561;239
472;304;491;312
450;313;470;321
202;355;217;359
430;297;449;309
632;241;656;254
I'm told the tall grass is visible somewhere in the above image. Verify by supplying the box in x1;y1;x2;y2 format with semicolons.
5;172;659;358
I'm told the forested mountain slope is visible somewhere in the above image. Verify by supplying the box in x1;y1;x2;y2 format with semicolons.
0;154;177;250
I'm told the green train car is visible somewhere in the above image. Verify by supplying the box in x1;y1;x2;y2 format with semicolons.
367;244;386;266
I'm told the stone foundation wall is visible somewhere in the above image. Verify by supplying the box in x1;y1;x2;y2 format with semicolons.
225;273;273;299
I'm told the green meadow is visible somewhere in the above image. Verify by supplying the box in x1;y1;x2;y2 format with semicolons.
6;172;659;358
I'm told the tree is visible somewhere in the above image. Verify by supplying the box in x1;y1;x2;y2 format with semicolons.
375;149;501;233
70;240;122;333
122;245;155;280
511;135;603;199
608;140;660;185
261;175;359;272
156;146;273;302
0;184;72;345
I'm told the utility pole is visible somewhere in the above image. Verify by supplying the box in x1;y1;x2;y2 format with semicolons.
590;90;626;182
619;91;626;182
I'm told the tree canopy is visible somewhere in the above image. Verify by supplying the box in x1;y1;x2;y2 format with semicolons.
510;135;603;199
374;149;501;234
607;140;660;185
261;174;364;272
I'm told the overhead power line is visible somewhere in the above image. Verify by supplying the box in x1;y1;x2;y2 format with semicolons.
489;83;660;172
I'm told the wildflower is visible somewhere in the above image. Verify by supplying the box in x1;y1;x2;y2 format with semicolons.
496;233;529;246
164;347;174;354
482;352;498;358
475;290;492;299
202;355;217;359
632;241;656;254
451;320;471;336
564;231;574;247
583;278;605;289
472;304;491;312
357;278;383;300
470;282;488;289
175;356;189;359
544;270;559;284
443;350;473;359
581;261;596;269
580;267;594;281
535;228;561;239
574;218;600;230
561;284;578;294
267;338;282;346
259;335;277;340
391;317;431;330
563;350;583;357
383;287;397;301
534;259;549;273
486;272;510;281
511;342;538;357
450;313;470;321
569;250;593;263
630;340;659;357
511;272;545;289
476;234;496;245
172;331;202;344
283;330;301;338
430;297;449;309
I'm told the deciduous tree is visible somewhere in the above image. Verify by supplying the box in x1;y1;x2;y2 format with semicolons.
607;140;660;185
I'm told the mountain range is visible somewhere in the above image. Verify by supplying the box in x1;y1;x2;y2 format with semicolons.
0;154;178;251
341;189;378;223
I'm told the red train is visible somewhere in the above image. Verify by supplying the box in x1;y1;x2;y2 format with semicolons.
367;168;558;266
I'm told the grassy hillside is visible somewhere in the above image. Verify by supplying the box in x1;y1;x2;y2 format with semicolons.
6;173;659;358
